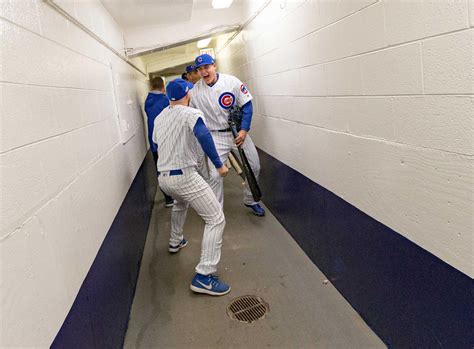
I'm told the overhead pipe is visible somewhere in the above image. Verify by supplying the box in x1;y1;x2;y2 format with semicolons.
43;0;147;77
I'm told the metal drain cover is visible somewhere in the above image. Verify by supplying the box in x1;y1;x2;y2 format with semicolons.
227;295;269;323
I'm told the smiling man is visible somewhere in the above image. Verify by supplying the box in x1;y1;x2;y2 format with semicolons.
189;54;265;217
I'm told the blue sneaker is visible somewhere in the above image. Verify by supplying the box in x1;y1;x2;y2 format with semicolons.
190;273;231;296
244;203;265;216
169;238;188;253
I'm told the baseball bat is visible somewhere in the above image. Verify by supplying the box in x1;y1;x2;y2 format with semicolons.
228;120;262;202
229;151;246;186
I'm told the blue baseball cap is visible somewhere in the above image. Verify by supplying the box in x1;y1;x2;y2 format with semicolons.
166;78;193;101
186;64;197;73
195;54;215;67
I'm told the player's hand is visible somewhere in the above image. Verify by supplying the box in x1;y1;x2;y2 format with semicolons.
234;130;247;147
217;165;229;177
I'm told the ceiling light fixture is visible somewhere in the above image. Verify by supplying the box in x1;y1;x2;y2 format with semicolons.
212;0;233;9
197;38;212;48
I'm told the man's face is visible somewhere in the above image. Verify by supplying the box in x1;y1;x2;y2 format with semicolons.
188;70;200;84
197;64;217;84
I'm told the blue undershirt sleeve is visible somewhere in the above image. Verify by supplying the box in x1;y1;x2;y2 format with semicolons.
240;100;253;131
193;117;223;169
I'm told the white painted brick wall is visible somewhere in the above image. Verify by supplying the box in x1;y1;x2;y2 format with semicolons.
0;0;148;346
384;0;469;45
217;0;473;277
422;30;473;94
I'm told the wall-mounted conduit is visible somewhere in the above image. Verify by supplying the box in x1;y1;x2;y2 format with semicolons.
43;0;147;77
216;0;272;54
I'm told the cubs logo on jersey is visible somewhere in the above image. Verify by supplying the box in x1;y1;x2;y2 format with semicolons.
240;84;248;94
218;92;235;109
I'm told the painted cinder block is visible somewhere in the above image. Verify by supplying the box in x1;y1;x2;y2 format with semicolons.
471;0;474;26
319;0;377;27
361;43;423;95
36;189;84;298
393;96;474;155
325;57;363;96
384;0;469;46
67;152;118;271
340;2;386;57
284;0;321;43
79;89;100;126
280;69;301;96
298;64;327;96
37;135;79;197
286;36;312;70
345;97;394;140
0;215;69;348
308;23;342;64
0;0;41;34
38;0;72;49
287;96;343;130
68;125;100;173
0;20;84;88
275;96;394;142
0;146;48;236
52;88;84;134
1;1;148;347
0;83;59;153
256;116;473;276
422;29;473;94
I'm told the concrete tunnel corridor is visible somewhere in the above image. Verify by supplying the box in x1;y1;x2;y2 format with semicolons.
1;0;472;348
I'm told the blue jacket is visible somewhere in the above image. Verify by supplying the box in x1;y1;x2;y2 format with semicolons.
144;91;170;152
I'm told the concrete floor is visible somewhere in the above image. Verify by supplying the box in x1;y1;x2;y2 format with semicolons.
124;175;385;349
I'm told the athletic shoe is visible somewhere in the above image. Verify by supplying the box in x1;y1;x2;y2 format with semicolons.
190;273;231;296
244;203;265;216
165;198;174;208
169;238;188;253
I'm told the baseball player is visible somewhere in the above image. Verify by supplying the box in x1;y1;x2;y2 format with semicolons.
153;78;231;296
186;64;201;84
144;76;174;207
190;54;265;216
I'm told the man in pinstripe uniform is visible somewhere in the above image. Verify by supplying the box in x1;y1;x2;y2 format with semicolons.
190;54;265;217
153;78;231;296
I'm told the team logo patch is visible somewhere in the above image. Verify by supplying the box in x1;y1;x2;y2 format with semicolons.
197;57;203;63
240;84;248;94
218;92;235;109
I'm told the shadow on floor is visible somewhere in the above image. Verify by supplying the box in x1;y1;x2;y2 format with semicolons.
124;175;385;348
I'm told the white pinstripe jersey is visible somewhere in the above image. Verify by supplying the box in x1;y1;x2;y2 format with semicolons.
190;73;253;131
152;105;204;171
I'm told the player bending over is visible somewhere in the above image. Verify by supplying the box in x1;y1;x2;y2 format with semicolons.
153;78;231;296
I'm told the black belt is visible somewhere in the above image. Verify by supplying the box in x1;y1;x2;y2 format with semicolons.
211;128;231;132
158;169;183;176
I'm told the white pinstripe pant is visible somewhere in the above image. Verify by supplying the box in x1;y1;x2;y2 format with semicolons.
158;168;225;275
207;132;261;206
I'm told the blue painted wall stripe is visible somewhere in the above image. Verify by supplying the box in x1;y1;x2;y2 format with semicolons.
51;152;157;349
258;148;473;349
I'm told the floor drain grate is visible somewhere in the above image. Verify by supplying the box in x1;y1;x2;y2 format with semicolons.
227;295;269;323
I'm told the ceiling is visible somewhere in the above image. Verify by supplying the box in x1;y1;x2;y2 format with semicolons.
142;31;235;75
100;0;247;56
100;0;195;29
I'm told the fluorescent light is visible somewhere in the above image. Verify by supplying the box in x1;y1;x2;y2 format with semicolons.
197;38;212;48
212;0;233;9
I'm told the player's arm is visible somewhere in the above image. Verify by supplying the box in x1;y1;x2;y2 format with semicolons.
240;100;253;131
234;100;253;146
193;117;228;177
144;102;156;151
233;77;253;146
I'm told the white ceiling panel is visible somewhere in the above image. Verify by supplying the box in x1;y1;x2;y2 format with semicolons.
100;0;194;28
100;0;247;55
